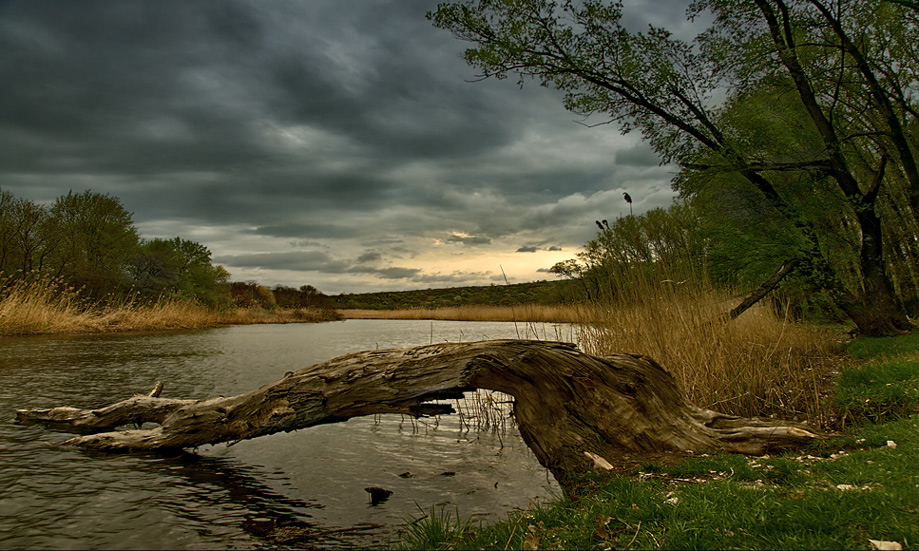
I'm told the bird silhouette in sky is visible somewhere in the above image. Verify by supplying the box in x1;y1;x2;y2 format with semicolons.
623;192;633;216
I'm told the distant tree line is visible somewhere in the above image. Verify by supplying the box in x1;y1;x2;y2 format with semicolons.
0;187;232;308
229;282;332;310
325;280;584;310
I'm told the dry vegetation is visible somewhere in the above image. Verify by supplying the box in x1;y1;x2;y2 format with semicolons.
0;275;335;336
4;274;848;426
341;280;848;425
338;304;584;323
219;307;339;325
577;282;847;423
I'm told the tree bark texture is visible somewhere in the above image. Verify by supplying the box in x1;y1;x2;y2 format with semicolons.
17;340;823;495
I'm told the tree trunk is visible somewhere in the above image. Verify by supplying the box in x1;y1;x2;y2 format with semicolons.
16;340;823;496
729;257;802;320
834;273;915;337
837;207;915;337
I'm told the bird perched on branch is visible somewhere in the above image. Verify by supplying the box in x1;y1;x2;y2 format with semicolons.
595;220;604;230
623;192;633;216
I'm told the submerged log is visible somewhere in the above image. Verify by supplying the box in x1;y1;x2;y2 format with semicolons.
16;340;822;494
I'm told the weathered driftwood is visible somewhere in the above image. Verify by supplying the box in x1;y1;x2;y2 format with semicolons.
16;339;822;493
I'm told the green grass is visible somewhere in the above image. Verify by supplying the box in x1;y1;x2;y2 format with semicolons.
831;331;919;426
395;505;480;550
832;359;919;424
395;331;919;550
847;331;919;361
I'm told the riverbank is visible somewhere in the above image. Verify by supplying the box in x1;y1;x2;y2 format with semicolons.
397;331;919;550
0;276;341;336
337;304;584;323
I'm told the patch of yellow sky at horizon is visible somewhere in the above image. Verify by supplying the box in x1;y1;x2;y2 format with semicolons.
408;238;574;284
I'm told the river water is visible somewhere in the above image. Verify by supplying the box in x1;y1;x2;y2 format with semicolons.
0;319;574;549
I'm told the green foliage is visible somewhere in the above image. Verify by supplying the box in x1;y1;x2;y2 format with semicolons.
430;0;919;335
0;189;50;275
1;188;233;310
42;190;139;298
229;281;278;310
558;202;707;303
128;237;231;308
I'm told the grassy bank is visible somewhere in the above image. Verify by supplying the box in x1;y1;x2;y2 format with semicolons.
0;276;340;336
338;304;584;323
396;331;919;550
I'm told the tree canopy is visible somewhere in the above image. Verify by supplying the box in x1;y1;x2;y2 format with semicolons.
431;0;919;335
0;188;231;307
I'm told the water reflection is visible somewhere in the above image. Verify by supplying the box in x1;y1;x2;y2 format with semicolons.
130;452;384;549
1;320;568;549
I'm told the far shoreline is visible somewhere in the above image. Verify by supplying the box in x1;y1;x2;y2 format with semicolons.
336;304;585;323
0;304;586;338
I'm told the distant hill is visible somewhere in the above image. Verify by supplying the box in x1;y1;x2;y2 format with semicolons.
325;279;584;310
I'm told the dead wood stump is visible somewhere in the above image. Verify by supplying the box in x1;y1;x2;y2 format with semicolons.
16;339;823;495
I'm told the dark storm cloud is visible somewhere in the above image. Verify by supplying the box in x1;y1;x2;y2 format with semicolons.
215;249;423;280
0;2;274;175
0;1;514;193
214;250;351;272
615;143;664;167
516;243;563;253
248;222;363;240
356;251;383;264
0;0;689;290
351;266;423;280
446;234;492;246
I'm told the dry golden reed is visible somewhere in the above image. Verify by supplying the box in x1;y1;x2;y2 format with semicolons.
338;282;845;423
576;281;845;423
0;275;222;335
0;275;334;336
219;307;334;325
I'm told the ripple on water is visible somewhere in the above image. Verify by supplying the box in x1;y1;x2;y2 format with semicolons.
1;321;564;549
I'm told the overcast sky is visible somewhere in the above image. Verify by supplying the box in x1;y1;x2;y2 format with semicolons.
0;0;698;294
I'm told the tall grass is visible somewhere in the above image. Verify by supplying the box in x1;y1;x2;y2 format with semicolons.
578;277;846;422
0;274;341;336
0;274;222;335
340;276;845;422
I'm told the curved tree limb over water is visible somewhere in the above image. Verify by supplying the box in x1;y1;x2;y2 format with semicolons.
16;340;822;493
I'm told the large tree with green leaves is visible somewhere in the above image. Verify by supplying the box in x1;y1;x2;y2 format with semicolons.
0;188;52;275
44;190;140;297
128;237;231;308
430;0;919;335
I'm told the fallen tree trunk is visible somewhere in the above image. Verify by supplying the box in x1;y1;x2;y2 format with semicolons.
16;340;822;494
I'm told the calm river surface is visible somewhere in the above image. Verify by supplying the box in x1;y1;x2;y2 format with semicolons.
0;320;575;549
